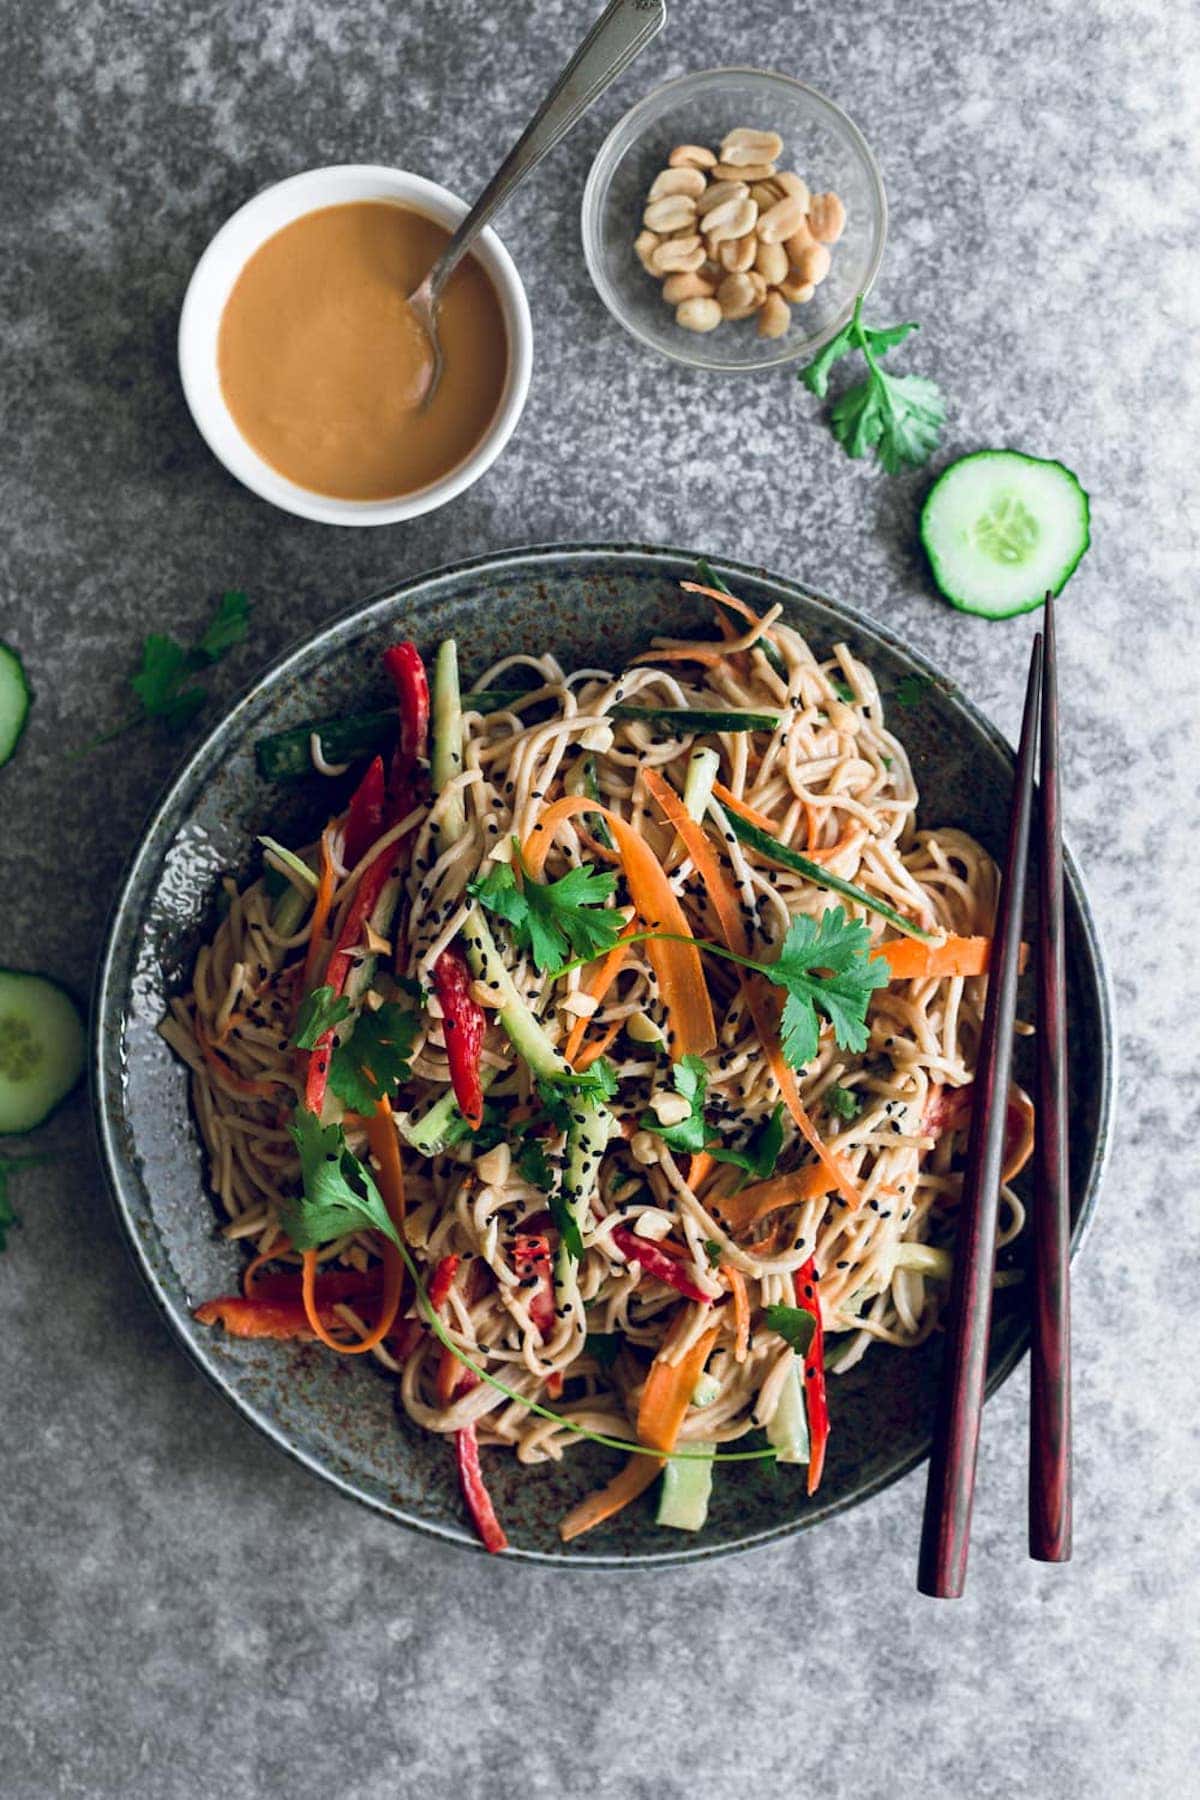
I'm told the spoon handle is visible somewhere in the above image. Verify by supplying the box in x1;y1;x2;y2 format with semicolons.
425;0;667;305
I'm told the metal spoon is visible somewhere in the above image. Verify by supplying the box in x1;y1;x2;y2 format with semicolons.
409;0;667;403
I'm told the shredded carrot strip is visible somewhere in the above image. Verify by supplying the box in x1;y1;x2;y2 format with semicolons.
875;934;995;981
640;768;859;1210
573;1017;623;1072
803;797;824;853
686;1150;715;1195
522;795;715;1057
558;1453;663;1543
722;1266;750;1363
638;1324;722;1451
563;923;638;1066
712;1161;835;1233
711;781;776;833
242;1246;280;1298
679;580;764;627
300;827;337;995
298;1098;405;1354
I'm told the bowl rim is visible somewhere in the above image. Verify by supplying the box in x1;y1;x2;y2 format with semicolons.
92;541;1116;1567
581;67;888;373
177;163;534;527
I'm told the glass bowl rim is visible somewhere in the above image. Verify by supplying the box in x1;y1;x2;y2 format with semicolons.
581;65;888;374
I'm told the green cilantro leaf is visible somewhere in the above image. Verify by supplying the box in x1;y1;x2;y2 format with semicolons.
703;1239;723;1266
709;1104;785;1182
799;295;944;473
831;678;856;704
826;1083;863;1122
549;1191;586;1262
292;985;353;1050
764;1304;818;1356
90;590;253;749
640;1055;709;1155
328;1003;418;1112
516;1140;554;1190
895;673;933;707
535;1058;618;1132
281;1110;401;1252
770;908;890;1069
195;590;250;662
585;1331;622;1368
469;844;622;973
442;1101;507;1153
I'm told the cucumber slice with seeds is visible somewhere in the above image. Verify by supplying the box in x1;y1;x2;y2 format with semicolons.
0;642;32;767
0;971;86;1134
920;451;1090;618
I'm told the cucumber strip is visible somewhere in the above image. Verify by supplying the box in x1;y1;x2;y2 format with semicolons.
612;704;780;733
258;836;317;891
0;970;86;1135
253;691;530;782
715;802;933;942
432;640;467;845
271;884;310;938
566;754;615;850
0;642;32;768
765;1360;811;1466
920;450;1090;618
656;1440;715;1531
682;747;720;825
403;1065;502;1155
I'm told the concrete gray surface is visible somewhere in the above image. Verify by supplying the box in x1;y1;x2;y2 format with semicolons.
3;1;1198;1796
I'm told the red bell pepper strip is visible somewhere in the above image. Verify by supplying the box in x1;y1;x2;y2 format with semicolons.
611;1226;715;1306
426;1253;460;1312
433;950;486;1128
194;1295;352;1341
343;755;387;869
792;1257;829;1496
455;1423;509;1554
383;642;430;764
513;1232;555;1340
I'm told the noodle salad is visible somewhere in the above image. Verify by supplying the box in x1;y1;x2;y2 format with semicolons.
162;577;1034;1552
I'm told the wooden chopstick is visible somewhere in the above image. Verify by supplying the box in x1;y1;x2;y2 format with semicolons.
1030;592;1072;1561
917;632;1044;1599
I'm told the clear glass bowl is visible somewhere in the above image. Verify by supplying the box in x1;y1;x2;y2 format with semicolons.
582;67;887;373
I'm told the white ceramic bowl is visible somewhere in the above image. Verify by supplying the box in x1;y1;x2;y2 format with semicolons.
178;165;533;527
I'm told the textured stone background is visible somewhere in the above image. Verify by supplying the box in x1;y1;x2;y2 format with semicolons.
3;1;1198;1796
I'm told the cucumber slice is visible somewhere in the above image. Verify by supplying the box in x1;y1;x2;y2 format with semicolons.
920;450;1090;618
0;970;86;1134
0;642;32;767
656;1441;715;1531
766;1360;811;1466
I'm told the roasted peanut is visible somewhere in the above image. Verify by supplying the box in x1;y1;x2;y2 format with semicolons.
703;194;758;245
648;165;707;201
716;271;761;321
719;126;784;165
757;192;808;244
634;229;661;274
719;232;758;273
668;143;718;170
662;270;716;303
794;241;831;285
776;273;815;303
675;296;722;333
696;178;749;217
758;291;791;338
784;217;817;260
774;171;811;207
755;239;788;286
643;193;697;233
750;180;783;211
651;233;706;274
713;160;777;183
808;190;847;243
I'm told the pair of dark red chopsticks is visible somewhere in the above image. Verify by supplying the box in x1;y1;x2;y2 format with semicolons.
918;592;1071;1598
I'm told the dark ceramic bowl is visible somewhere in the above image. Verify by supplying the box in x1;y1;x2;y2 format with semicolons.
93;545;1115;1565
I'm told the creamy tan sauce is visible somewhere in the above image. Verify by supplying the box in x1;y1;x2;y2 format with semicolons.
218;201;509;501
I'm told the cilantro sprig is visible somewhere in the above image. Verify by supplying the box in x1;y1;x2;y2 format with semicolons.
800;296;945;474
469;843;623;973
90;591;251;748
281;1110;401;1252
642;1057;786;1181
535;1058;618;1132
825;1083;862;1123
292;985;352;1050
764;1304;818;1356
328;1003;418;1112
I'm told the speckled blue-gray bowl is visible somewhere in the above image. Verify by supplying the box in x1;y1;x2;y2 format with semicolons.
92;545;1115;1565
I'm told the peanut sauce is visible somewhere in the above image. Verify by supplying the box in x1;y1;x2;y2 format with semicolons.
218;201;508;501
